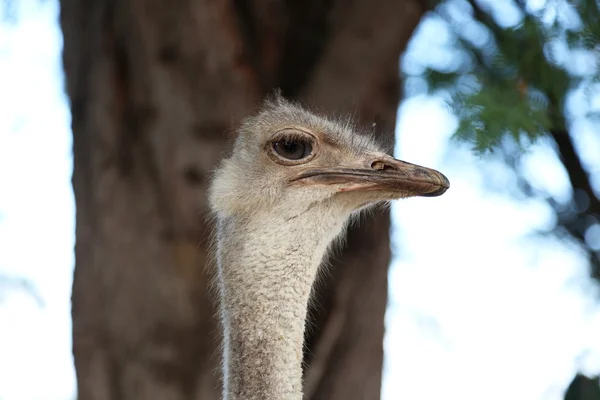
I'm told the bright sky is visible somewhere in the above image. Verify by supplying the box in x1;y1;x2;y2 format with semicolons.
0;1;599;400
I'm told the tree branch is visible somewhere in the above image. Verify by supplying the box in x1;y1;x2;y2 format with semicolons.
550;129;600;215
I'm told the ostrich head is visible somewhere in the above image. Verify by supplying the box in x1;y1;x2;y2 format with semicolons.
209;96;449;400
210;97;448;222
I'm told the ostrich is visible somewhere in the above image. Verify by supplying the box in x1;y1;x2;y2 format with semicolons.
209;96;449;400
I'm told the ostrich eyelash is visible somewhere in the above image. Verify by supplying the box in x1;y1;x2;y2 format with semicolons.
269;132;314;146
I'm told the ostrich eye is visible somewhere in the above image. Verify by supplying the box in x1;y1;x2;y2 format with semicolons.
267;129;317;165
272;139;313;160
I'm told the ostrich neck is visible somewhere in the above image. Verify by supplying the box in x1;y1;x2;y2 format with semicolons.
216;212;345;400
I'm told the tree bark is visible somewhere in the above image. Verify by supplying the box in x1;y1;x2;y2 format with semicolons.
59;0;425;398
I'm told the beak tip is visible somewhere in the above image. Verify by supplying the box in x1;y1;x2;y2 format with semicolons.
422;172;449;197
422;185;448;197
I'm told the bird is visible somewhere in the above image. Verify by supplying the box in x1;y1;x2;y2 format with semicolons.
208;95;449;400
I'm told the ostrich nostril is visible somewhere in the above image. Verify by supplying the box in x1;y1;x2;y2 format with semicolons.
370;160;395;171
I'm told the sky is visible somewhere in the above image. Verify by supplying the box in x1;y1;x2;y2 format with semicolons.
0;1;599;400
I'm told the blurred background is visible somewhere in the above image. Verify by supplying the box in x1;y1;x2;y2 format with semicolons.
1;0;599;399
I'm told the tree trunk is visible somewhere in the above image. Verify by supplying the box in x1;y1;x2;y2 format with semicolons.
59;0;425;398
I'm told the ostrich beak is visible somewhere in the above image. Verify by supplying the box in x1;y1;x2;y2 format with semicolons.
291;155;449;197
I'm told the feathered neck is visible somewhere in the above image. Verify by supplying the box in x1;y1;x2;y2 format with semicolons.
214;207;349;400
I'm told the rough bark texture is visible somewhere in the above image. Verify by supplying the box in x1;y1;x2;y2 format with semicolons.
60;0;425;398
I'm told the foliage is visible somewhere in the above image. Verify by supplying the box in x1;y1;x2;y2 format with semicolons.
413;0;600;287
451;79;551;152
418;5;600;395
423;0;600;154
